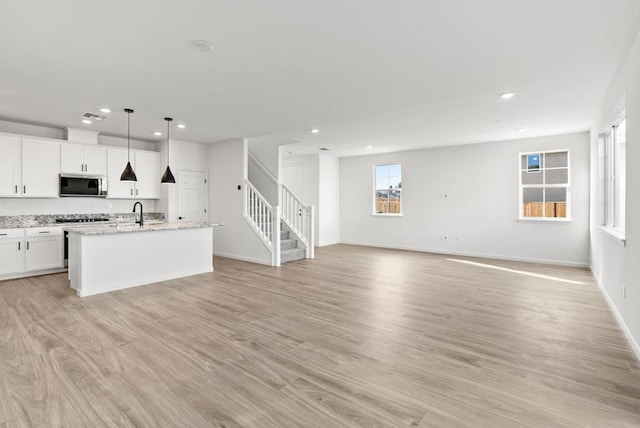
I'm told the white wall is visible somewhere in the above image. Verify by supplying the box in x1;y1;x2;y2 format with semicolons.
590;30;640;356
318;154;340;246
0;197;156;216
158;139;209;222
208;139;271;264
247;136;290;206
340;132;590;266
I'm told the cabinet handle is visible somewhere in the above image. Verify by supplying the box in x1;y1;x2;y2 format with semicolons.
18;242;20;251
39;231;50;234
136;189;138;196
0;233;6;236
14;185;17;194
26;241;29;250
130;189;133;196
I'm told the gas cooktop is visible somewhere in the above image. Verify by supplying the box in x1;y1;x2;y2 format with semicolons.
55;217;111;223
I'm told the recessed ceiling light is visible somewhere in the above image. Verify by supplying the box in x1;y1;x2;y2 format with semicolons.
517;128;528;133
310;129;320;134
501;92;516;99
153;132;162;136
366;145;373;149
191;40;213;52
98;107;111;113
177;124;186;129
82;119;92;124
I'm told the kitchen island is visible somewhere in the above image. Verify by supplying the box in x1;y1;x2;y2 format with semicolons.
66;222;214;297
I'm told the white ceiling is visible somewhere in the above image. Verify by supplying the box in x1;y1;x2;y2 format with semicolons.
1;1;639;157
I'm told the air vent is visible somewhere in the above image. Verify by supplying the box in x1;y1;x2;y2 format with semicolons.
82;112;107;121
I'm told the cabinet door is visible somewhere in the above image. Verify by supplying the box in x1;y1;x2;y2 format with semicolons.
84;145;107;176
0;239;25;275
0;135;21;197
60;144;84;174
25;236;63;271
133;150;160;199
107;148;135;198
22;138;61;197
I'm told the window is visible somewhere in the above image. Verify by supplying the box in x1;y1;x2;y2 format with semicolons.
519;150;569;220
374;164;402;215
603;115;626;233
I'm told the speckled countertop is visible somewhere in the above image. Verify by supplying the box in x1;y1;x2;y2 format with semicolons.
0;213;165;229
65;222;217;235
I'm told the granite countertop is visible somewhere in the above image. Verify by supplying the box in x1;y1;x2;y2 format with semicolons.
0;213;165;229
65;222;219;235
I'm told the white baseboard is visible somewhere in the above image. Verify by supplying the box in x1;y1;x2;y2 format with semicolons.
590;267;640;362
213;251;272;266
339;241;589;268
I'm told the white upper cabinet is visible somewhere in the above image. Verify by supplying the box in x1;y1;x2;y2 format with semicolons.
21;138;61;198
134;150;160;199
0;135;60;198
61;143;107;175
107;148;135;198
107;148;160;199
0;135;21;197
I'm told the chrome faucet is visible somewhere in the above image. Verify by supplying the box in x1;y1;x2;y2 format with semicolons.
133;201;144;226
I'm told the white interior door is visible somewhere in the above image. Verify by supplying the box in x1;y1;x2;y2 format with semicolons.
177;170;208;223
281;164;303;200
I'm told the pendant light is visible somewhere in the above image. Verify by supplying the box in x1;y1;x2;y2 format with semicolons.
161;117;176;184
120;108;137;181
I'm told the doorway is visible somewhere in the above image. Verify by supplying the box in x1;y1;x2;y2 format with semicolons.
177;170;208;223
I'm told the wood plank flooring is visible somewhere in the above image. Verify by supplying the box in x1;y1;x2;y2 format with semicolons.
1;244;640;427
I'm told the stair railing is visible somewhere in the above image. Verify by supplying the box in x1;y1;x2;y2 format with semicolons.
243;178;281;266
280;185;314;259
248;151;314;259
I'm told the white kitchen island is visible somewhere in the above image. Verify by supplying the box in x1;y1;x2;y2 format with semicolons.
67;222;213;297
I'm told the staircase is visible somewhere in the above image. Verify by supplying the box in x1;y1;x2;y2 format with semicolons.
280;225;306;263
243;168;314;266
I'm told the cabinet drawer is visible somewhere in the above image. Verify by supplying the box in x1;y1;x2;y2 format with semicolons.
25;227;63;237
0;228;25;239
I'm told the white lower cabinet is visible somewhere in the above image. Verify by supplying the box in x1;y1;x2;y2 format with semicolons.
25;228;64;272
0;229;25;276
0;227;64;279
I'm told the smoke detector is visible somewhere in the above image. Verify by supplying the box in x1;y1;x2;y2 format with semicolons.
191;40;213;52
82;112;107;121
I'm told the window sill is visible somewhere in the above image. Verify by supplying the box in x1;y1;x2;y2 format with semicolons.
372;213;403;217
517;217;572;223
598;226;626;247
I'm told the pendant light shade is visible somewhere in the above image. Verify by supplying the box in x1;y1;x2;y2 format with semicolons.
161;117;176;184
120;108;138;182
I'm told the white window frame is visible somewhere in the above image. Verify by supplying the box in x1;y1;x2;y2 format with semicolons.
518;150;571;221
601;113;626;242
373;163;402;216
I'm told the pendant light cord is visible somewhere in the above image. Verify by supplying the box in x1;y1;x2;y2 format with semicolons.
127;111;131;163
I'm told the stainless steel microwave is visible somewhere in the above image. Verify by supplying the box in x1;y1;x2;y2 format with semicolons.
59;175;108;197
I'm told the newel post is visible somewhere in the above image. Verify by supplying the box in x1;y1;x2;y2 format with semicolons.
273;206;281;266
307;205;315;259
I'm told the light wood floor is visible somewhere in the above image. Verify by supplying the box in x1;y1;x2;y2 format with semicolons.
1;245;640;427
